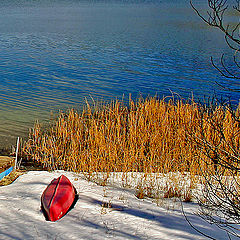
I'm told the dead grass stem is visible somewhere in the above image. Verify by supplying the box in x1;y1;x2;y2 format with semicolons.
23;96;240;200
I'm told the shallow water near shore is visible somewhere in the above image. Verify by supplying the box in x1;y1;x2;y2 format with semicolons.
0;0;239;147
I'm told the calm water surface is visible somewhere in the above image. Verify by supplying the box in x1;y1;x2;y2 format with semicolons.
0;0;239;147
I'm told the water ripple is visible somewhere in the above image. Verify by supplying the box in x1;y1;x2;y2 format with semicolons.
0;0;237;147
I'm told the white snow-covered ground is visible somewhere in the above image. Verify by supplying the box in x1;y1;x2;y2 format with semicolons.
0;171;237;240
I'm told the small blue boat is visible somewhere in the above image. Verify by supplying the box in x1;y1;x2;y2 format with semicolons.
0;166;13;181
0;156;14;181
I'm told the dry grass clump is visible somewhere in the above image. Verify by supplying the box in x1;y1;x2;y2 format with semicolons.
24;97;203;173
0;170;24;186
23;96;240;200
24;96;240;174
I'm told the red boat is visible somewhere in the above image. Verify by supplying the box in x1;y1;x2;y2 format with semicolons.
41;175;77;221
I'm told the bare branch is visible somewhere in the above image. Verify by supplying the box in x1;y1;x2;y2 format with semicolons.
191;0;240;85
233;0;240;12
181;201;217;240
211;57;240;80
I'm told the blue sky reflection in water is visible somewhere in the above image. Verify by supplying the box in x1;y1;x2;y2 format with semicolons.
0;0;238;147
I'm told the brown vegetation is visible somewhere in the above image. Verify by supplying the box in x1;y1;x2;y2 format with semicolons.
23;96;240;176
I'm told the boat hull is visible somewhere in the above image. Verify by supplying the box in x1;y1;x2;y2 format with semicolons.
0;166;13;181
0;156;14;181
41;175;76;221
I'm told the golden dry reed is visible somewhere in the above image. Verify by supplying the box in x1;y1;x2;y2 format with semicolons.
24;96;240;176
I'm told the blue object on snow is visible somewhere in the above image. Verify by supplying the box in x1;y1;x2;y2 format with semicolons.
0;166;13;181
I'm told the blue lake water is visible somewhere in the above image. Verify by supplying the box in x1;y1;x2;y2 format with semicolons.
0;0;239;147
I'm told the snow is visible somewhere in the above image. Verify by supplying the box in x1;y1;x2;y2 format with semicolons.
0;171;237;240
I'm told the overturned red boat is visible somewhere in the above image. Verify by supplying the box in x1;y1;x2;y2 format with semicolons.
41;175;77;221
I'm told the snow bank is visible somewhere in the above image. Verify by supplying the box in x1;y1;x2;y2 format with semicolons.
0;171;235;239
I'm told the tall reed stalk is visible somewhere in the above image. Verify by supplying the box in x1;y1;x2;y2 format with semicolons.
24;97;240;176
